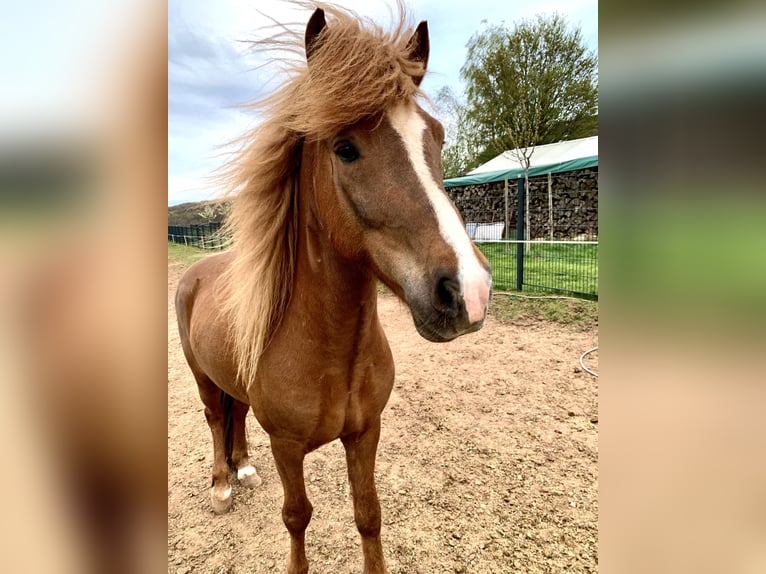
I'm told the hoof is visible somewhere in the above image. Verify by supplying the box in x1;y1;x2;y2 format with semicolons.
237;465;262;488
210;485;233;514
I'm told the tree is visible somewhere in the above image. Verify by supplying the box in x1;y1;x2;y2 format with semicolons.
197;201;232;223
460;14;597;244
461;14;598;158
433;86;480;179
198;204;219;222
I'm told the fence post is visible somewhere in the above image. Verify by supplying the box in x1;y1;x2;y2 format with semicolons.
503;177;509;240
547;171;553;241
516;177;525;291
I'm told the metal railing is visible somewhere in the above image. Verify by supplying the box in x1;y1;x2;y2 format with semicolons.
475;239;598;298
168;222;228;250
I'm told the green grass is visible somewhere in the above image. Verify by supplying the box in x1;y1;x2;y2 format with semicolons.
489;293;598;329
477;241;598;297
168;243;209;268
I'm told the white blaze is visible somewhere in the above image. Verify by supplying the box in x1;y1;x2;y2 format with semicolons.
387;103;491;324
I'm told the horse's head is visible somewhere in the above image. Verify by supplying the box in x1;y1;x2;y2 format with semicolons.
304;9;491;341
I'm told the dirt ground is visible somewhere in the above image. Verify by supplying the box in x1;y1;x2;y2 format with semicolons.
168;262;598;574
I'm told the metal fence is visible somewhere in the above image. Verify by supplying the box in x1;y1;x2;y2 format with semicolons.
475;239;598;299
168;222;228;250
451;174;598;298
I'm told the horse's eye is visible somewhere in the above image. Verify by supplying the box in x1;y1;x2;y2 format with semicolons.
335;143;359;163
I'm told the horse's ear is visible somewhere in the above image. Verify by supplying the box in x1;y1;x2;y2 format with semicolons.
305;8;327;61
406;21;429;86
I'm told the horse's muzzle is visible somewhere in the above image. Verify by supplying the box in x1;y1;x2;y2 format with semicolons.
408;268;490;342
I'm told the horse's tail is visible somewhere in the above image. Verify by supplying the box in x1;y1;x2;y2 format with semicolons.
220;390;235;469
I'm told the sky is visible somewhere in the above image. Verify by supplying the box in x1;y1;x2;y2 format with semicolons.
168;0;598;205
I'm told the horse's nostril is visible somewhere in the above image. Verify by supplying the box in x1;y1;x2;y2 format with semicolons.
435;273;461;317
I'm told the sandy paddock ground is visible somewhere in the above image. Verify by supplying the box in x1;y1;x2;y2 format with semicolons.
168;262;598;574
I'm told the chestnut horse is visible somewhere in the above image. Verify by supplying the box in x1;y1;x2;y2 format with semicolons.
175;5;491;573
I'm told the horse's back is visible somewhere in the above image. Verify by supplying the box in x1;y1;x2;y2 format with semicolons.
175;251;247;402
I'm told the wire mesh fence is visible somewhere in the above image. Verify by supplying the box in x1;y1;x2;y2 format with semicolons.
168;222;228;250
476;240;598;298
447;170;599;297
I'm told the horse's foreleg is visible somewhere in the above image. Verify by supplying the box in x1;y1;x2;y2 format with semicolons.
230;399;261;488
342;418;387;574
270;437;312;574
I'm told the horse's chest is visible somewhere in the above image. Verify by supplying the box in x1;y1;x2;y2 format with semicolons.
251;355;394;444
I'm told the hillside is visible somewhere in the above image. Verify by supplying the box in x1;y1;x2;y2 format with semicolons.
168;200;232;226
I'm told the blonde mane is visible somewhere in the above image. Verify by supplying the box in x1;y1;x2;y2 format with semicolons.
218;1;426;385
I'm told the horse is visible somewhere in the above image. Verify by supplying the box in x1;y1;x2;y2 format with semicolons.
175;4;492;573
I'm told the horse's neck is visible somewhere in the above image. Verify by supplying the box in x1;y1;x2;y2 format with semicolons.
297;209;374;303
290;156;378;335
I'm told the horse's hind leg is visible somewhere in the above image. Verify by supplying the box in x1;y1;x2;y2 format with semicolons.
195;375;235;514
270;437;312;574
229;399;262;488
342;418;387;573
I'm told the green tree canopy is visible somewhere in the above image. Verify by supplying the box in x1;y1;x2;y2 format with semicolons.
460;14;598;165
434;85;477;179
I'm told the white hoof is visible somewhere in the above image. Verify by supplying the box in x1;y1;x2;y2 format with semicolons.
210;485;232;514
237;465;262;488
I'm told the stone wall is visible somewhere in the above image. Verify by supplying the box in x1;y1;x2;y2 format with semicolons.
445;167;598;239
